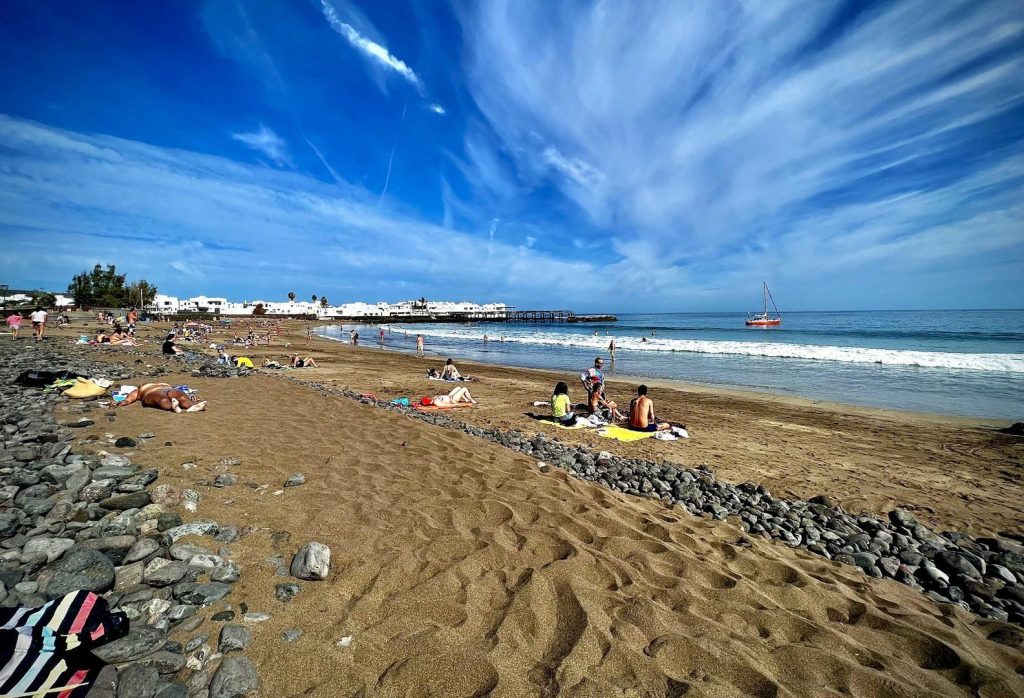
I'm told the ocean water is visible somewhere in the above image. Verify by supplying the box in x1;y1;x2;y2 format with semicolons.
317;310;1024;419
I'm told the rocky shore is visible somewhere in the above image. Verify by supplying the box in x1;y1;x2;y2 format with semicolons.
0;340;272;697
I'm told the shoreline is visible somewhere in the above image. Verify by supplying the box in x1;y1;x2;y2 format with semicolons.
314;327;1014;429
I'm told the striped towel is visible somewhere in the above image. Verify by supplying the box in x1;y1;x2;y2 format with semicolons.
0;591;126;697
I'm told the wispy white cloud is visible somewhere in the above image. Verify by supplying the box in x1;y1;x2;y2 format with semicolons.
232;124;290;166
319;0;420;91
542;146;603;185
318;0;445;114
0;114;593;306
455;0;1024;306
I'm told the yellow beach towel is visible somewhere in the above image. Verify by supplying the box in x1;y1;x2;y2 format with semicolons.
597;425;654;442
63;379;107;399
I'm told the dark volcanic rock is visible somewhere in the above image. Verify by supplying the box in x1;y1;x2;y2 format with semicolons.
42;548;115;598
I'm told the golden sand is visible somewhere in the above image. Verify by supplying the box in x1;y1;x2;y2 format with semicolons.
54;319;1024;696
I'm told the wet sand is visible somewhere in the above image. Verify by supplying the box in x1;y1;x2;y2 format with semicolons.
53;319;1024;695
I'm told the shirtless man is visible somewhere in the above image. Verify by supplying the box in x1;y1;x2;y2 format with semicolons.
115;383;207;413
628;385;669;432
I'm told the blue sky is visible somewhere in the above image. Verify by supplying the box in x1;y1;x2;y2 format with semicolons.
1;0;1022;311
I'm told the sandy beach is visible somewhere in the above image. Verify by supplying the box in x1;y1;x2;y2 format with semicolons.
34;317;1024;695
229;322;1022;537
34;319;1024;695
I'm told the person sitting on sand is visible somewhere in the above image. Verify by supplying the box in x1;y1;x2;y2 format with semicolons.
289;354;318;368
629;385;670;432
115;383;207;413
439;358;463;380
551;381;577;426
162;333;183;355
428;386;476;407
234;356;254;369
262;359;282;369
217;348;231;365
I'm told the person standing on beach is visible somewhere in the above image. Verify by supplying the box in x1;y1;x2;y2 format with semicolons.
30;307;47;341
608;339;616;360
379;328;385;344
6;311;23;340
416;334;424;357
306;327;313;345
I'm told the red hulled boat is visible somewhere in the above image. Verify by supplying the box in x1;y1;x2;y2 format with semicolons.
745;282;782;327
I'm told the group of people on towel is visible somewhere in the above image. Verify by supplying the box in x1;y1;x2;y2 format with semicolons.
551;357;670;432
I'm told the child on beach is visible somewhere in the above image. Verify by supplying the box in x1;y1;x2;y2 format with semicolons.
5;311;22;340
416;335;424;357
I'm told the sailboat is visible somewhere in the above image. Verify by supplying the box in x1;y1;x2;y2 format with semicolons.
745;282;782;327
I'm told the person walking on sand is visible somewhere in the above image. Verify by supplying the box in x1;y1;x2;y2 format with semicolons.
30;307;47;341
416;334;424;357
629;385;670;432
6;311;23;340
306;326;313;345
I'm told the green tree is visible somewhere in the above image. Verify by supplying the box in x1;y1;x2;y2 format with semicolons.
311;294;318;303
288;291;296;302
67;264;127;307
125;279;158;308
320;296;328;308
253;303;267;316
30;291;57;308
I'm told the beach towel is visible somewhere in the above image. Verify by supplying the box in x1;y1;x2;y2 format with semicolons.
413;399;473;411
0;590;128;697
526;413;588;430
390;397;411;406
552;421;586;430
597;425;655;442
63;380;107;399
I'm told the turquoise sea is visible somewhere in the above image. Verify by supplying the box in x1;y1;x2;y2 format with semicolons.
318;310;1024;419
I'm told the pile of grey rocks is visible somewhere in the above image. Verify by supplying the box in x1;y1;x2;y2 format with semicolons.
0;340;259;697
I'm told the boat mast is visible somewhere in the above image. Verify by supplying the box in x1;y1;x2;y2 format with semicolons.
765;282;781;319
763;282;768;316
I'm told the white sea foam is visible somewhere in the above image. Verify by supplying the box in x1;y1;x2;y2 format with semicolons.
391;326;1024;373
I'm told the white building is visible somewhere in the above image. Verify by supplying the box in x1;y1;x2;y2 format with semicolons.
142;293;509;319
180;296;227;313
150;294;180;313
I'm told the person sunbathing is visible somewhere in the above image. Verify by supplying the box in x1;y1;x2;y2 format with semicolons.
115;383;207;413
628;385;670;432
290;354;318;368
263;359;283;369
429;386;476;406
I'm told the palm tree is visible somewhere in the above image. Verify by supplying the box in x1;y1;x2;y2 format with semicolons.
311;294;318;303
288;291;296;302
320;296;329;308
